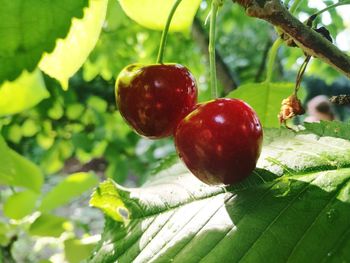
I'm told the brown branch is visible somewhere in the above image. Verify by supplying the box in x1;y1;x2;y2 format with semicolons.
191;18;239;93
234;0;350;78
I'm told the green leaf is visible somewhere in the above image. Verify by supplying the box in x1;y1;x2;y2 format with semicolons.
9;149;44;192
119;0;201;32
29;214;70;237
22;119;40;137
90;180;130;222
40;172;99;212
0;135;43;192
3;190;38;219
227;82;295;128
0;70;49;116
0;222;11;246
0;135;15;185
39;0;108;89
0;0;88;84
258;129;350;175
64;238;97;263
303;120;350;140
90;130;350;262
66;103;85;120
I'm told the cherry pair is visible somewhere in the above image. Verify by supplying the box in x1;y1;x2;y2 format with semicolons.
116;63;263;185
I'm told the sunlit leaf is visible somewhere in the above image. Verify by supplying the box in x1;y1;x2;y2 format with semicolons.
3;190;38;219
227;82;297;128
0;0;88;84
40;172;99;212
39;0;108;89
90;130;350;262
119;0;201;32
0;70;49;116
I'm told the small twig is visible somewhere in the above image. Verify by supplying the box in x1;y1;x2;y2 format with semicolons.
330;95;350;105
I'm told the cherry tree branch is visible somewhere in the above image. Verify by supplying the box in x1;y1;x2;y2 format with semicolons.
233;0;350;78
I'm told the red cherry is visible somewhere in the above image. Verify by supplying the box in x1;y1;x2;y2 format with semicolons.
175;98;263;185
116;64;198;139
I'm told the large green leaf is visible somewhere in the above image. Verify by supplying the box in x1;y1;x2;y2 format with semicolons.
39;0;108;89
0;0;88;84
90;130;350;262
0;70;49;116
118;0;201;32
227;82;296;128
40;172;99;212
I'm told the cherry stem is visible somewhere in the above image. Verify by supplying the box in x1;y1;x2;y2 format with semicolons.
294;55;311;95
156;0;183;64
209;0;220;99
265;38;283;83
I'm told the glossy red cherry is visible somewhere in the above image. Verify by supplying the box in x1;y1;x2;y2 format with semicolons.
175;98;263;185
116;64;197;139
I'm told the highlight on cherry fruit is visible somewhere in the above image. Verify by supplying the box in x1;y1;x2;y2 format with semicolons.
175;98;263;185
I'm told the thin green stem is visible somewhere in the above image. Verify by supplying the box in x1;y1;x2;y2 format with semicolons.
156;0;183;64
209;1;220;99
264;38;283;83
314;0;350;17
264;0;304;83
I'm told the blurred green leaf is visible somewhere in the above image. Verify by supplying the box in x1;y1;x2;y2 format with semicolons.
0;70;49;116
64;238;97;263
87;96;108;113
227;82;295;128
48;102;64;120
66;103;85;120
0;136;43;192
106;156;128;183
9;149;44;192
6;124;22;143
3;190;38;219
22;119;39;137
119;0;201;32
0;222;11;246
0;135;15;185
29;214;69;237
0;0;88;84
39;0;108;89
40;172;99;212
